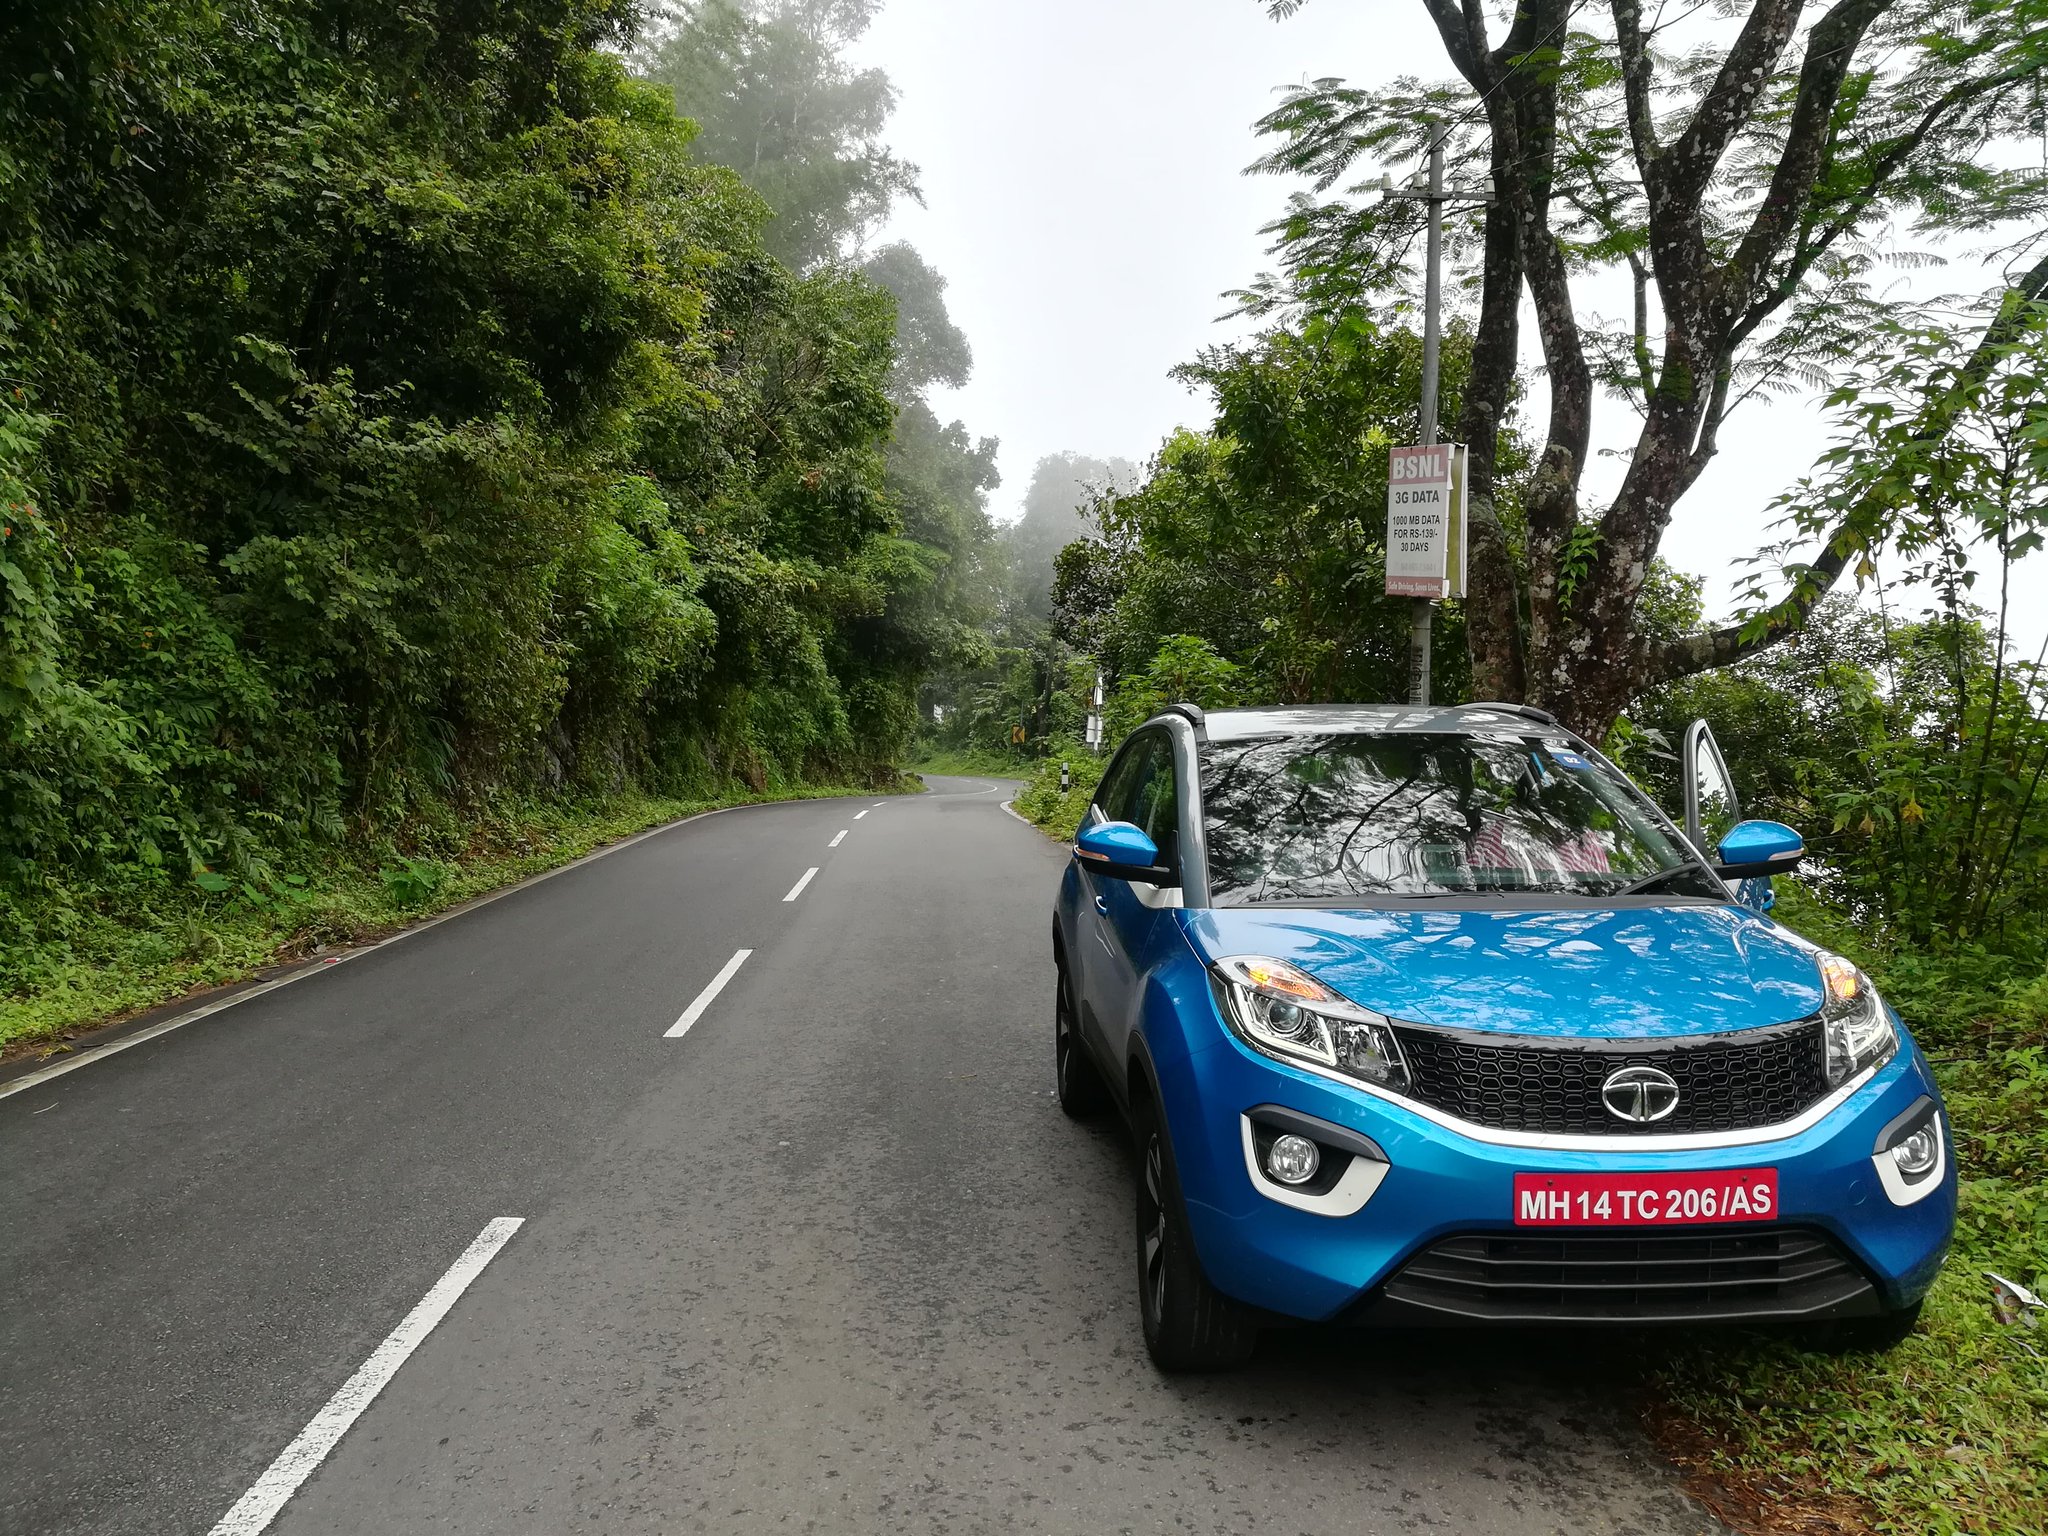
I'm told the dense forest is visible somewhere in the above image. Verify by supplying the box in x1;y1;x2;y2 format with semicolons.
1;0;1009;1011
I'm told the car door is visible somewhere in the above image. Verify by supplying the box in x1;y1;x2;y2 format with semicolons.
1090;729;1183;1068
1680;719;1771;913
1074;737;1147;1054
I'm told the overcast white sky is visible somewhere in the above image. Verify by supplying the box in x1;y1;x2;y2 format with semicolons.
848;0;2045;656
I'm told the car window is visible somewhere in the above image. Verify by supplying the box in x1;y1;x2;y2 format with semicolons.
1129;738;1181;873
1198;731;1711;904
1093;738;1149;826
1101;730;1180;873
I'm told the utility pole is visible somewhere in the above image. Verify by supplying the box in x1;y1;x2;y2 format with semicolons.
1380;120;1486;708
1411;122;1446;706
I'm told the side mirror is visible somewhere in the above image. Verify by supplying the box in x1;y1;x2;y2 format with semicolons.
1074;820;1172;885
1714;819;1804;880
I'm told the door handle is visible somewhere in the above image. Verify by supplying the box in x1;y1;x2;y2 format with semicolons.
1094;895;1110;916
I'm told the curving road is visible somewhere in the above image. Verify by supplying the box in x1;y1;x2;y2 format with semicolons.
0;776;1721;1535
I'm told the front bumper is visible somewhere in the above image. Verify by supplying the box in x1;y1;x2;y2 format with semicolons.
1158;1004;1957;1325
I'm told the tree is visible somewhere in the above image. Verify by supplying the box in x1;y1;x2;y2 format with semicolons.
1001;452;1139;625
0;0;987;921
1260;0;2048;736
861;242;974;396
1055;316;1492;704
640;0;918;268
640;1;1002;751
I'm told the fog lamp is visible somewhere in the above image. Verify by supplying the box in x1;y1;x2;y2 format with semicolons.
1266;1134;1321;1186
1891;1124;1940;1178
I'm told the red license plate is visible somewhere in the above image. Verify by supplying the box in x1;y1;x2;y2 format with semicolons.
1512;1169;1778;1227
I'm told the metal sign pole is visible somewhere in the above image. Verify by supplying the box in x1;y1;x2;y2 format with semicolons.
1381;121;1488;710
1410;121;1447;707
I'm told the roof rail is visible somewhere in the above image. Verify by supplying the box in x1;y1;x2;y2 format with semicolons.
1458;700;1558;726
1160;701;1208;737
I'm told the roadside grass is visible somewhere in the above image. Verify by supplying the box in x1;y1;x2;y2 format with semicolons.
1;779;888;1059
1011;746;1106;838
1652;886;2048;1536
904;742;1036;778
1010;756;2047;1533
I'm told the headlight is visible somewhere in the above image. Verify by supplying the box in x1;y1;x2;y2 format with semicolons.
1212;955;1410;1093
1817;952;1898;1087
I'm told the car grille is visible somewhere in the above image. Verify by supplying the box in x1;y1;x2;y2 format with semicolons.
1390;1019;1829;1136
1379;1227;1873;1323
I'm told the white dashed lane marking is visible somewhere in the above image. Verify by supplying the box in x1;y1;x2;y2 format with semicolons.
665;949;754;1040
782;867;820;903
207;1218;524;1536
829;830;847;848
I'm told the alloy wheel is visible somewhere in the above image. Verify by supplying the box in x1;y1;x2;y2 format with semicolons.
1142;1135;1168;1323
1056;993;1075;1096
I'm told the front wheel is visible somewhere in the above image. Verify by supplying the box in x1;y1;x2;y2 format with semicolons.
1133;1096;1257;1371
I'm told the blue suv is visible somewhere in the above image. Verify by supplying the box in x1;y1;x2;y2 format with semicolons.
1052;703;1955;1370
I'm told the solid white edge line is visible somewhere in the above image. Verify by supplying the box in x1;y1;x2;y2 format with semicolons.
664;949;753;1039
207;1217;524;1536
782;867;820;903
853;810;869;820
828;830;847;847
0;792;856;1104
0;974;317;1103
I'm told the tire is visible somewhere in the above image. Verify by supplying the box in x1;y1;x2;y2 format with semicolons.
1801;1299;1924;1354
1055;959;1111;1119
1133;1094;1258;1371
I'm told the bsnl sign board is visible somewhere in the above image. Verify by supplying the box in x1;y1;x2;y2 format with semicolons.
1386;443;1468;601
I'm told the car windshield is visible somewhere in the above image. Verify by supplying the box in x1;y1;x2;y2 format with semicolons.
1199;731;1714;904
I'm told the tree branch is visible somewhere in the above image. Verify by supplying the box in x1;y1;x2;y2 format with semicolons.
1421;0;1489;82
1648;248;2048;684
1682;355;1733;484
1722;0;1891;312
1661;0;1805;208
1731;49;2045;342
1609;0;1660;181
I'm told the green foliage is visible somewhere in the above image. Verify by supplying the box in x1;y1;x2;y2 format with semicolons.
1625;578;2048;1527
1254;2;2048;734
1630;599;2048;954
378;856;450;910
638;0;914;269
0;1;992;1007
1012;740;1106;842
902;743;1027;778
998;452;1138;629
1103;635;1244;742
1055;315;1498;709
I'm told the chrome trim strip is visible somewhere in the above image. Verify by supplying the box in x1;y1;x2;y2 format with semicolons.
1871;1113;1946;1207
1239;1116;1388;1216
1245;1047;1885;1152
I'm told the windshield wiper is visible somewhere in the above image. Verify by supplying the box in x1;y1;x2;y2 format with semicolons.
1610;864;1703;897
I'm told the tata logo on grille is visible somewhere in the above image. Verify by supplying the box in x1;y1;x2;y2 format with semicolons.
1600;1065;1681;1123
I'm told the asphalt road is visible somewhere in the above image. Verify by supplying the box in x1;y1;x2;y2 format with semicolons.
1;777;1723;1536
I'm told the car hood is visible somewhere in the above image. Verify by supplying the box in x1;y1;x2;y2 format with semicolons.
1180;903;1825;1039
